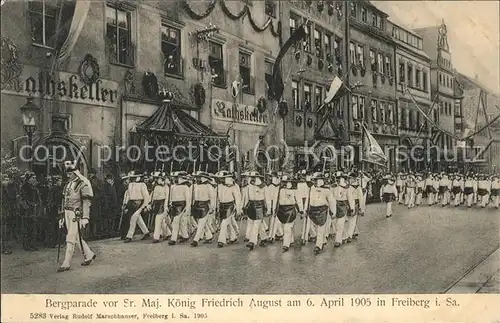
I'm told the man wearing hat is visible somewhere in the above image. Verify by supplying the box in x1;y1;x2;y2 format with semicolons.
396;172;406;205
415;174;425;206
425;173;435;205
118;173;131;239
477;175;491;208
265;172;283;243
240;171;252;242
438;172;451;207
19;171;41;251
244;171;269;249
463;174;476;208
217;171;242;248
122;171;151;243
380;174;398;218
346;172;363;241
405;173;417;209
360;171;372;215
276;174;303;252
452;173;463;207
308;172;336;254
298;171;317;244
491;175;499;209
333;171;353;247
168;171;192;245
191;171;216;247
1;174;14;254
58;161;96;272
149;172;171;243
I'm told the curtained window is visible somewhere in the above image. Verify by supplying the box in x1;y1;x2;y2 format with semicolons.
28;0;61;48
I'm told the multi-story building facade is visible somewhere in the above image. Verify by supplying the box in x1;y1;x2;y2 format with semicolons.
456;72;500;173
280;0;347;170
415;20;460;171
348;1;398;171
390;20;432;171
0;0;281;175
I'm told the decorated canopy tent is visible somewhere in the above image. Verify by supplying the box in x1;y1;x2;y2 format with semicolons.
130;99;230;173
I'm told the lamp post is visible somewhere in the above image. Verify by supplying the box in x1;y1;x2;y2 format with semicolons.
20;97;40;171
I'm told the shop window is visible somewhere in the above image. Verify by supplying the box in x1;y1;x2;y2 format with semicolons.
265;61;274;99
28;0;60;48
315;86;323;112
106;5;134;66
357;44;365;67
292;80;299;110
352;95;359;120
161;24;182;77
209;41;225;87
239;51;253;94
265;0;276;17
314;28;322;58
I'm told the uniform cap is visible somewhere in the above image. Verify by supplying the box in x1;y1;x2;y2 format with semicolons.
64;160;78;172
247;171;264;178
194;171;211;179
311;172;324;180
152;171;161;178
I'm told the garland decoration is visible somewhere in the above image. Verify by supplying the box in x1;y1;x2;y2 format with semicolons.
183;0;217;20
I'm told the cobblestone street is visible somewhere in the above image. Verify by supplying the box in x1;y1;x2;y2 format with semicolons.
2;204;499;294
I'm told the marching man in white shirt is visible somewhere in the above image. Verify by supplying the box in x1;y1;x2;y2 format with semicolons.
491;175;499;209
191;171;216;247
405;173;417;208
123;171;151;243
347;173;363;241
333;171;353;247
477;175;491;208
425;173;435;206
168;171;192;245
464;175;475;208
415;174;425;206
244;171;269;250
217;171;242;248
308;172;336;254
265;172;283;243
58;161;96;272
380;174;398;218
149;172;171;243
276;174;303;252
396;172;405;204
439;172;451;207
451;174;463;207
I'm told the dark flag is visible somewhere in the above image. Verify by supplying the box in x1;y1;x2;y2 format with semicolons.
270;25;306;102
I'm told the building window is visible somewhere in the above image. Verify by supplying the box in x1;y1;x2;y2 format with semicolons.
407;64;413;87
385;55;392;76
439;73;442;85
377;53;383;74
379;101;386;123
315;86;323;111
361;7;367;22
106;5;133;65
303;23;312;53
357;44;364;67
371;99;377;123
352;95;359;120
314;28;322;58
265;61;274;99
324;34;331;56
399;61;405;84
349;42;356;64
415;69;421;89
409;110;414;130
161;25;182;77
423;71;428;92
239;51;252;94
359;96;365;120
334;37;342;63
372;13;378;27
303;83;312;109
292;81;299;110
369;49;376;69
378;17;383;29
28;0;60;48
290;15;300;49
265;0;276;18
209;41;225;87
387;103;394;124
350;2;357;18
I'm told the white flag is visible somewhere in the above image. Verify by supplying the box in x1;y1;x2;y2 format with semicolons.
362;125;387;167
324;76;343;104
56;0;91;63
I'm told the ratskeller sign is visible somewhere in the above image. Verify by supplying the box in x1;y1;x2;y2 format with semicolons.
212;99;269;126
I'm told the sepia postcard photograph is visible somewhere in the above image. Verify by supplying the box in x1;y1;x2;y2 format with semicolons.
1;0;499;321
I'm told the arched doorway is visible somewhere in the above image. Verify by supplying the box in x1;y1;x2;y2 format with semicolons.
400;137;413;171
31;134;90;179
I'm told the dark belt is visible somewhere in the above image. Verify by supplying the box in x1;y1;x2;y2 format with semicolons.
64;207;80;212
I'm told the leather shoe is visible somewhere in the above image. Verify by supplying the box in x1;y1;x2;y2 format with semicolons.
123;238;132;243
57;267;70;273
191;241;198;247
81;254;96;266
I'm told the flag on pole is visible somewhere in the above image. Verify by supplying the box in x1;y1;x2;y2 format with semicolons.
269;25;306;102
362;125;387;167
324;76;345;104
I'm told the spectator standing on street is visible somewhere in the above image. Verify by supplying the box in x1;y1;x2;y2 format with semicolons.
101;173;119;235
1;175;15;255
19;171;41;251
46;176;64;248
88;169;103;235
